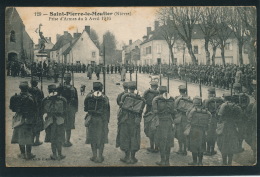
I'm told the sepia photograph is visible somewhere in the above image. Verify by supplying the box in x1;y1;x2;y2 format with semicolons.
5;6;257;167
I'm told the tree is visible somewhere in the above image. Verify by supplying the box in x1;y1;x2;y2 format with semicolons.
101;31;117;64
229;7;248;65
157;7;180;64
209;36;220;66
90;29;100;49
198;7;219;65
169;7;202;65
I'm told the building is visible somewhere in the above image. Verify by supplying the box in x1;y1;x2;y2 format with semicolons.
140;21;250;66
122;39;142;65
5;7;34;65
62;26;100;65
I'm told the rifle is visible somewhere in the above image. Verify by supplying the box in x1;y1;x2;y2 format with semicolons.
41;59;43;91
136;67;138;90
185;74;188;96
159;64;162;86
199;77;202;97
103;36;106;95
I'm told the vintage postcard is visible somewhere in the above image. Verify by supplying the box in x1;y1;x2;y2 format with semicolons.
5;6;257;167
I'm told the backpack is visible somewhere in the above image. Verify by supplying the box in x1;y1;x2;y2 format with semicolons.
218;102;241;121
156;97;175;114
205;97;224;113
232;94;250;110
61;85;76;102
175;96;193;113
42;96;66;114
190;108;211;128
122;93;145;114
143;89;159;106
10;93;34;113
85;92;106;115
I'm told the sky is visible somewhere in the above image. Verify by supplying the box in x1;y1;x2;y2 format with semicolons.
16;7;159;49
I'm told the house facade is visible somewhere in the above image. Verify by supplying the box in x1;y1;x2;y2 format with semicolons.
122;39;142;65
5;7;34;65
140;22;250;66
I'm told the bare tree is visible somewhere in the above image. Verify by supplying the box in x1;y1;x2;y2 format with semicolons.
157;7;180;64
198;7;219;65
209;36;220;66
169;7;202;65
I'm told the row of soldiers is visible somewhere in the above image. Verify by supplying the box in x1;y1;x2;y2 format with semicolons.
9;74;256;165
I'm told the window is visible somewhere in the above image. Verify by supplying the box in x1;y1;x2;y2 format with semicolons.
146;46;152;54
194;45;198;54
10;30;16;42
225;43;232;50
156;44;161;54
92;52;96;57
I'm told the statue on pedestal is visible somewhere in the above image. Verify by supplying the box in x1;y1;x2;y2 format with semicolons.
37;24;48;53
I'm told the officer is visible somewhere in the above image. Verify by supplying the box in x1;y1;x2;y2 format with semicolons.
203;87;224;156
10;81;37;160
28;76;44;146
84;82;110;163
187;96;211;166
152;86;175;166
116;81;145;164
42;84;67;160
143;81;159;153
57;73;78;147
174;85;191;156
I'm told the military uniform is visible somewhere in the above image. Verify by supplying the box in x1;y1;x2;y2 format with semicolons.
42;84;67;160
57;73;78;147
28;76;44;146
10;81;37;160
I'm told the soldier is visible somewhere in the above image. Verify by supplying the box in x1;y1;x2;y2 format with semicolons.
116;81;145;164
95;64;101;80
217;93;242;165
53;63;59;83
121;66;126;81
87;64;93;80
42;84;67;160
116;82;128;106
84;82;110;163
186;96;211;166
232;83;250;152
143;81;159;153
203;87;224;156
107;64;110;74
57;73;78;147
111;65;114;74
10;81;36;160
174;85;192;156
28;76;44;146
152;86;175;166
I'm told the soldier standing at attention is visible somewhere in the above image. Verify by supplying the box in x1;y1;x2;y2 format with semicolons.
57;73;78;147
10;81;36;160
203;87;224;156
187;96;211;166
84;82;110;163
143;81;159;153
152;86;176;166
116;81;145;164
28;76;44;146
174;85;191;156
42;84;67;160
217;93;242;165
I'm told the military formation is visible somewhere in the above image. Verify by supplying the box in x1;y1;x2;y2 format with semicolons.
9;67;256;166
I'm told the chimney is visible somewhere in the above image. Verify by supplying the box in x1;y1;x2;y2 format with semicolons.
154;21;159;31
73;33;81;38
56;34;61;42
147;27;151;36
64;31;68;35
142;36;147;41
85;26;90;35
49;37;51;42
129;40;132;45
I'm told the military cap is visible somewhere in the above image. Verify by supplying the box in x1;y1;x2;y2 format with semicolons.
19;81;29;88
193;96;202;105
150;81;159;86
178;85;187;90
233;83;241;89
64;73;71;78
48;84;56;90
208;87;216;93
31;76;39;82
158;86;167;93
93;82;103;89
123;82;128;88
128;81;136;89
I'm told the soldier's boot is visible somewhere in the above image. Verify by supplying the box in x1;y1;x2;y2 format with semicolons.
204;143;211;156
222;153;228;165
57;142;66;161
156;152;166;166
147;138;155;152
188;153;198;165
120;151;130;164
50;143;58;160
165;147;171;166
96;145;105;163
90;144;98;162
227;154;233;166
18;145;26;159
33;132;43;146
25;145;35;160
198;153;203;166
63;130;72;147
130;151;138;164
177;142;183;155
